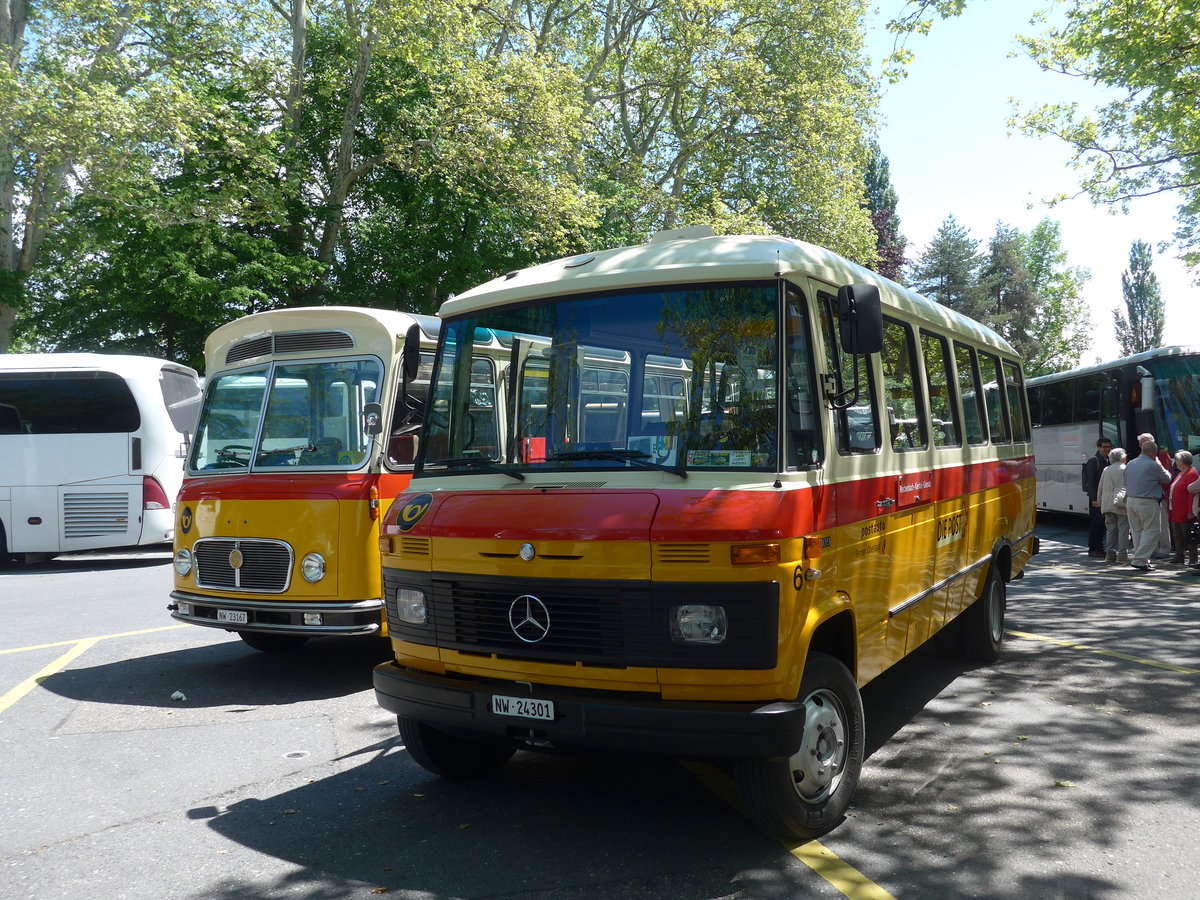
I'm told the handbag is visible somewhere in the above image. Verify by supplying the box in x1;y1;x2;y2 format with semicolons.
1188;518;1200;544
1113;488;1127;513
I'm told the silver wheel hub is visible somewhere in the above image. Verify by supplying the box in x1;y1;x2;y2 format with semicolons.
788;688;846;802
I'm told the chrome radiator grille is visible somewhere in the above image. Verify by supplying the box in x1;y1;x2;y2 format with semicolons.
193;539;293;593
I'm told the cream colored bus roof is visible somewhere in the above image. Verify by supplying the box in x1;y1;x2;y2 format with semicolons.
441;233;1013;356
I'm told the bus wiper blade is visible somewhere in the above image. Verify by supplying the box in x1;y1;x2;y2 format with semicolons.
436;456;525;481
549;449;687;479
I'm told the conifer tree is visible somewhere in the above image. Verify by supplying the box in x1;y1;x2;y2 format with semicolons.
980;222;1037;359
864;143;907;282
1113;240;1165;355
907;215;984;317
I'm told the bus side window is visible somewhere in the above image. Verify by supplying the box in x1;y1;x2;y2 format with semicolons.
1039;379;1071;426
881;319;928;451
1003;360;1030;442
818;291;879;454
978;350;1010;444
920;330;960;447
953;342;987;445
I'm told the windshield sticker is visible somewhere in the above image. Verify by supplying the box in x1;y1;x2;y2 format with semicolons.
686;450;769;467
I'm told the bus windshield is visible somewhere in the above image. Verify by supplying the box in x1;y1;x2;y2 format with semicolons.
1155;354;1200;452
189;358;383;471
421;282;815;474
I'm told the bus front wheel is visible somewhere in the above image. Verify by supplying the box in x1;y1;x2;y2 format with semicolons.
397;716;515;780
733;652;864;840
238;631;309;653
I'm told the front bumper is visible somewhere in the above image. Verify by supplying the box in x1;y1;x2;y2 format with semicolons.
169;590;383;636
373;662;806;761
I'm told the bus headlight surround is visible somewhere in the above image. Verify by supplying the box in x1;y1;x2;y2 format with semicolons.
173;548;192;577
670;604;728;645
301;553;326;583
396;588;427;625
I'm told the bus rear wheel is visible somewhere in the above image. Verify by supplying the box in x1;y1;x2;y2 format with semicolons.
397;716;515;780
238;631;309;653
733;652;864;840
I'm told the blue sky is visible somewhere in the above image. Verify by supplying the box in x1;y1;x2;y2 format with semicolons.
865;1;1193;363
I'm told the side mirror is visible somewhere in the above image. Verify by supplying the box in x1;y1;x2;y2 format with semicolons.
837;284;883;355
363;402;384;436
402;323;422;383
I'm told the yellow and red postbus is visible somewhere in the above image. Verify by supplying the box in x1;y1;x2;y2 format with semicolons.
169;306;439;652
372;229;1037;839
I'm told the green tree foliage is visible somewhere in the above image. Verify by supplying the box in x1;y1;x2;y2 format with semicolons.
907;215;985;317
1016;2;1200;269
888;1;1200;274
979;222;1037;360
909;215;1092;374
10;0;881;363
864;142;907;281
0;0;279;352
570;0;879;262
1022;217;1091;374
1113;239;1164;355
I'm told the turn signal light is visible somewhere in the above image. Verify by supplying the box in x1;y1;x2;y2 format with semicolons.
731;543;780;566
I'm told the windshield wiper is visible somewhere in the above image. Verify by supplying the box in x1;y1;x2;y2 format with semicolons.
434;456;525;481
549;449;687;479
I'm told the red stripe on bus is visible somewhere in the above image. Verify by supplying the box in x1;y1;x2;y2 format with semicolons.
396;456;1034;542
178;472;412;502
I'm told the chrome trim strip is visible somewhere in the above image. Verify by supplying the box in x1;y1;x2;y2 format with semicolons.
170;590;381;613
888;556;989;619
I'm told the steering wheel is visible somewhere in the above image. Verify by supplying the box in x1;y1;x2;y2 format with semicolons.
216;444;253;458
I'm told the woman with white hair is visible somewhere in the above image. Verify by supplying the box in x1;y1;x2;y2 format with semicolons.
1168;449;1198;565
1098;447;1130;563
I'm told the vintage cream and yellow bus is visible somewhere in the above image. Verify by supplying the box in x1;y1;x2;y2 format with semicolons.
169;306;439;652
372;229;1037;839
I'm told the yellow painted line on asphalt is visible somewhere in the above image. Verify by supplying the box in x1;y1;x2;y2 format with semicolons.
1007;629;1200;674
685;762;897;900
0;624;188;656
0;638;100;715
0;625;191;715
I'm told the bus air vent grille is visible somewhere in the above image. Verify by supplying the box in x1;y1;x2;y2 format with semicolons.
225;336;273;364
655;543;711;564
273;331;355;354
399;537;431;557
63;492;131;537
193;538;294;593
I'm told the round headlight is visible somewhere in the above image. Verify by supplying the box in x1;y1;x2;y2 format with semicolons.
173;548;192;577
301;552;326;583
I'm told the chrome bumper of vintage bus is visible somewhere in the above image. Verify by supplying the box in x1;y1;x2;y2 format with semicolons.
168;590;383;636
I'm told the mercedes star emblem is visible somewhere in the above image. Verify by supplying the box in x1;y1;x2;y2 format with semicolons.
508;594;550;643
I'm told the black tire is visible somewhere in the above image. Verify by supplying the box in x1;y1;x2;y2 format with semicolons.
960;563;1006;663
733;652;864;841
397;716;515;780
238;631;309;653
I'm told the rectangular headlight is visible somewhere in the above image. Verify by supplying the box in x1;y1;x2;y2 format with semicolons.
669;604;727;645
396;588;427;625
